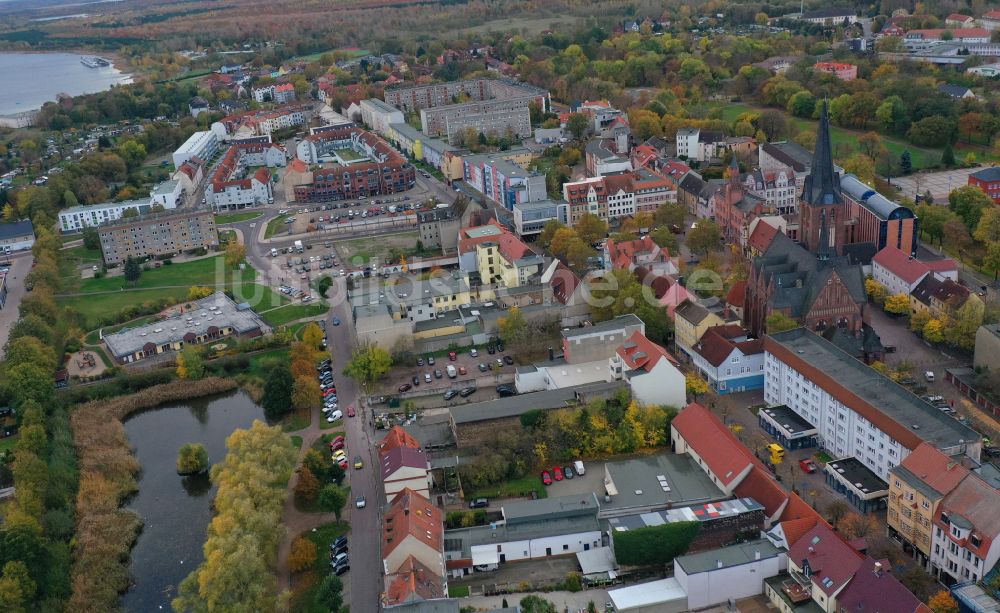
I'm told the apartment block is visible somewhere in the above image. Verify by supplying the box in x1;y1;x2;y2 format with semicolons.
97;207;218;265
359;99;405;135
513;200;568;237
462;152;546;210
562;170;671;226
385;77;549;113
172;130;220;168
422;99;533;142
763;328;981;482
211;105;309;139
206;143;283;211
59;199;153;233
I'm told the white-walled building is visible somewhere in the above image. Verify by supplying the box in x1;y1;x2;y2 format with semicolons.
676;127;700;160
380;447;432;503
172;130;220;168
675;540;786;610
764;328;981;481
150;180;183;209
871;246;958;296
609;330;686;408
930;475;1000;585
360;99;405;135
0;220;35;252
689;325;765;395
58;199;152;233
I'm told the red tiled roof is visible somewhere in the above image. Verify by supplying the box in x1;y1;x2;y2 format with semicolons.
733;466;789;519
254;167;271;184
838;558;931;613
635;266;673;300
549;261;581;305
383;555;445;605
289;159;308;173
496;231;532;263
672;402;762;487
788;524;863;596
726;281;746;308
380;426;420;457
275;83;294;92
748;220;780;254
814;61;855;71
925;258;958;273
381;446;430;480
382;488;443;561
908;27;989;38
946;13;973;21
781;516;820;549
616;330;678;372
872;247;929;285
936;474;1000;558
691;324;746;367
457;221;507;255
895;443;969;497
985;10;1000;19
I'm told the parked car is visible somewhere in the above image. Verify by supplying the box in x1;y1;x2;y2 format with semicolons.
563;466;575;479
424;372;432;383
347;405;355;417
331;552;348;567
496;341;505;352
398;383;412;393
504;355;514;365
495;358;504;368
459;386;477;397
799;459;818;473
469;498;489;509
541;470;553;486
573;460;586;476
470;348;478;357
332;316;340;326
334;563;350;576
327;410;343;422
427;356;435;365
925;370;935;382
448;351;457;361
552;466;564;481
478;363;488;372
330;439;345;452
356;495;366;509
434;369;443;379
458;366;467;375
496;385;516;397
330;536;347;551
417;357;424;366
443;390;459;401
353;456;363;469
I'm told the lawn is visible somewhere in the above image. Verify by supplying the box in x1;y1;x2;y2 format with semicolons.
76;256;255;294
282;410;311;433
259;302;329;327
291;47;369;62
60;287;192;329
61;243;104;267
0;434;18;453
448;585;470;598
468;474;547;499
247;348;291;379
333;148;366;162
289;520;351;613
705;102;942;170
265;214;291;239
215;211;263;224
290;435;303;449
84;313;163;343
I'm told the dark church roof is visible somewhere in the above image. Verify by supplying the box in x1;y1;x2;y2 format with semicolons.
752;232;866;318
801;102;842;207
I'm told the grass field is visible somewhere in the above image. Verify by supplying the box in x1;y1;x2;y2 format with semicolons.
462;15;581;36
468;474;547;500
61;243;104;267
265;214;291;239
291;47;369;63
333;148;365;162
260;301;329;327
247;348;291;379
0;434;18;453
215;211;263;224
706;102;943;170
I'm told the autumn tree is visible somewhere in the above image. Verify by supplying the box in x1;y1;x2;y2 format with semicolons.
176;443;209;475
973;206;1000;244
498;306;529;347
923;318;945;343
836;513;880;540
0;561;36;612
687;221;722;255
685;373;709;401
344;342;392;393
538;220;565;248
928;590;959;613
575;213;607;246
865;278;888;305
984;242;1000;280
884;293;910;315
187;285;213;300
910;309;931;334
766;312;799;333
225;239;247;267
288;537;317;573
292;376;321;411
295;466;320;505
302;322;325;351
946;298;984;351
176;345;205;380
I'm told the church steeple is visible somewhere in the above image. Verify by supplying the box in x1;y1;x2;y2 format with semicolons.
802;101;841;206
817;208;831;262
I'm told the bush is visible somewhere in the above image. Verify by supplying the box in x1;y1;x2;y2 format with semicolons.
613;522;700;567
176;443;209;475
564;572;582;592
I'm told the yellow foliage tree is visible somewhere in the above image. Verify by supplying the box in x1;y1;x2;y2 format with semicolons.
224;239;247;268
865;278;887;305
188;285;214;300
883;293;910;315
302;323;325;351
923;318;945;343
685;373;709;400
288;537;317;573
928;590;959;613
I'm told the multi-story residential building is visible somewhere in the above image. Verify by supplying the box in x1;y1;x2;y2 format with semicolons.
605;235;674;273
800;7;858;24
609;330;686;407
813;61;858;81
293;126;415;202
150;180;183;209
422;99;533;142
97;207;218;265
359;99;405;135
871;246;958;296
676;127;700;159
780;524;863;613
380;446;431;503
462;153;546;210
764;327;982;482
887;443;971;568
563;176;608;224
512;200;567;238
689;324;765;394
632;168;671;214
384;122;459;174
103;292;267;363
273;83;295;103
674;299;729;358
585;139;632;176
59;199;153;233
563;170;670;226
205;143;283;210
758;140;812;194
474;230;545;288
0;220;35;253
742;168;797;215
416;206;460;254
930;473;1000;585
577;99;624;133
968;167;1000;204
604;174;636;219
172;130;220;168
381;488;447;594
172;157;206;194
974;323;1000;373
385;77;549;113
211;106;309;140
674;127;727;163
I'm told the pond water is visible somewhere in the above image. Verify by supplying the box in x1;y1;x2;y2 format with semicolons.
0;52;132;116
120;390;266;611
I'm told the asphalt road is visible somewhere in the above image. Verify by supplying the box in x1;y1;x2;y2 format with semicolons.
0;252;35;360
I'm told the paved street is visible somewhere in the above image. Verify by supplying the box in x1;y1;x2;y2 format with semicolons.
0;252;35;359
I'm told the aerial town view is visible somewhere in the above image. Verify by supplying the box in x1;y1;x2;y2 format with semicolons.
3;0;1000;611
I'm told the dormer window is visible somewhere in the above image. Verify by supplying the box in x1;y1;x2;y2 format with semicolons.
941;513;950;525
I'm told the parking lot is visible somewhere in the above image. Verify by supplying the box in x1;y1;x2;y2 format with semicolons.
386;347;519;401
286;196;421;234
542;461;606;499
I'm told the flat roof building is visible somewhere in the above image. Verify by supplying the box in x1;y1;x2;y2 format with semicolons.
0;219;35;253
601;453;727;516
97;207;218;265
172;130;220;168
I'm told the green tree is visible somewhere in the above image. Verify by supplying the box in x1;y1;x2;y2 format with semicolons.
974;206;1000;244
81;226;100;250
261;364;294;419
176;345;205;380
766;312;799;333
613;522;700;566
654;203;686;229
984;242;1000;280
687;220;722;255
176;443;209;475
314;575;343;611
575;213;607;245
318;484;348;519
115;140;147;170
123;256;142;285
0;561;36;612
787;91;816;118
4;362;54;407
941;141;955;167
876;95;908;134
949;185;993;230
318;276;333;298
565;113;590;140
520;595;559;613
900;150;912;175
907;117;954;148
538;219;565;248
947;298;984;351
498;306;530;347
915;204;955;245
343;342;392;393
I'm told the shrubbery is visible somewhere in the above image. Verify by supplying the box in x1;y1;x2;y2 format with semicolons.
613;522;700;567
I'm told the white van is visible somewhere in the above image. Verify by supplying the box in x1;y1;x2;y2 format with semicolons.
573;460;585;476
446;365;457;379
270;248;278;257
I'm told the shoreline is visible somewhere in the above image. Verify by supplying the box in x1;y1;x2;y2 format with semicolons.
0;49;136;119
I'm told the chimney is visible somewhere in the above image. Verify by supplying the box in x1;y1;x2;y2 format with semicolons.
755;550;761;560
874;561;883;576
548;347;554;361
717;560;723;569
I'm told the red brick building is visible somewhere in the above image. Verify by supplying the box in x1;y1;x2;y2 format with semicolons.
969;167;1000;204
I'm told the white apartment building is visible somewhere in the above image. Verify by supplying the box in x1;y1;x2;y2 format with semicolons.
764;329;981;481
359;99;405;136
743;169;797;215
929;475;1000;585
150;180;183;209
172;130;220;168
676;127;699;159
208;168;272;211
606;184;635;219
58;199;152;233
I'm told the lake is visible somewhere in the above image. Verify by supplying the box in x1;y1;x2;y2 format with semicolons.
120;390;266;612
0;52;131;116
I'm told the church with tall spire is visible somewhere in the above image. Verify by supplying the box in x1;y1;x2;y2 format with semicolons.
799;102;850;256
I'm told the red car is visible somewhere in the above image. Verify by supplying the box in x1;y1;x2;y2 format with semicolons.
448;351;457;361
552;466;564;481
323;388;337;396
799;459;818;473
330;439;345;451
458;366;467;375
347;405;356;418
541;470;553;486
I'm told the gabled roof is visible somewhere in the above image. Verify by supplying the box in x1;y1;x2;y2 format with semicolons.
607;235;667;270
380;426;421;457
946;13;974;22
726;281;747;308
891;443;969;500
788;524;863;597
383;555;446;605
939;84;972;98
692;325;762;367
733;466;789;519
381;446;430;480
616;330;677;372
932;278;970;308
659;282;695;314
383;489;444;560
872;246;930;285
937;474;1000;558
837;558;931;613
748;221;780;254
910;274;942;307
674;299;715;326
546;260;582;305
671;402;761;487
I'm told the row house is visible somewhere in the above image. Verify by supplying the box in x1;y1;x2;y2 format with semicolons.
930;472;1000;585
211;105;309;139
205;143;284;210
562;170;671;226
562;176;608;225
871;246;958;297
381;489;448;607
742;168;797;215
712;169;770;246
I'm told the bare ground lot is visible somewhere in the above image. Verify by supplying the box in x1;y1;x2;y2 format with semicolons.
336;230;420;268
